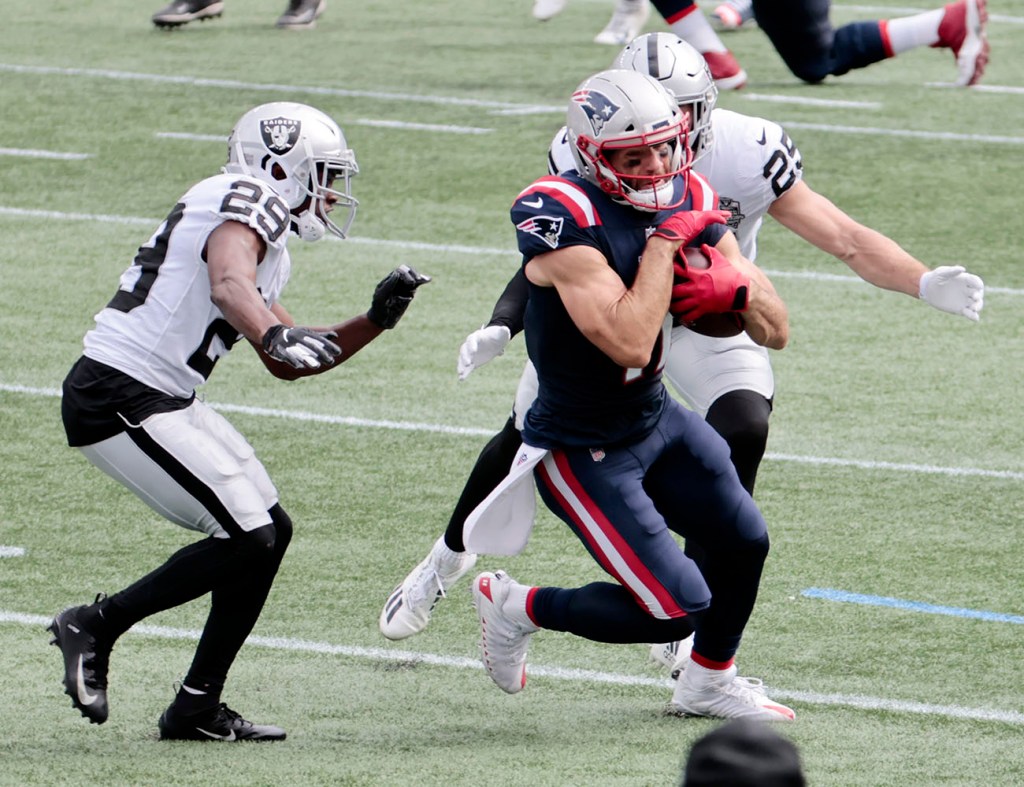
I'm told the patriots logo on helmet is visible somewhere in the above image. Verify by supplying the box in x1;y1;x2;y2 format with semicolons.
260;117;301;154
572;89;621;137
516;215;564;250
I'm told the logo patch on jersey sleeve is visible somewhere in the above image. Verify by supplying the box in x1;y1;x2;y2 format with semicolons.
571;90;621;137
260;117;301;154
718;196;744;230
516;216;564;250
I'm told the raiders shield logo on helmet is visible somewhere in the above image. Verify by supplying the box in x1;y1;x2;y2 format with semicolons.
571;90;621;137
260;117;301;154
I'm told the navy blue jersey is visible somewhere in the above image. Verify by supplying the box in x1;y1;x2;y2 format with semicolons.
512;171;724;449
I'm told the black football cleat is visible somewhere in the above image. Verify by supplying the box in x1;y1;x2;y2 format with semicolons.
152;0;224;28
276;0;325;29
48;601;112;725
158;703;287;742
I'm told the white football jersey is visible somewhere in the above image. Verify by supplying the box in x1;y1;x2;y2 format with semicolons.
84;173;293;398
548;108;804;262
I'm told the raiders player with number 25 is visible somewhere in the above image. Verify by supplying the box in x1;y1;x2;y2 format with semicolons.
50;102;430;741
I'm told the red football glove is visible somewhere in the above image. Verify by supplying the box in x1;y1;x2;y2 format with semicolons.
670;244;750;322
650;210;731;246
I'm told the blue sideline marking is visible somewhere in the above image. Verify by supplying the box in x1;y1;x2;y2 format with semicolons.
802;588;1024;625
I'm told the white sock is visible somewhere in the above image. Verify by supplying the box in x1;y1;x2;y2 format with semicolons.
670;7;728;53
502;580;539;630
886;8;945;54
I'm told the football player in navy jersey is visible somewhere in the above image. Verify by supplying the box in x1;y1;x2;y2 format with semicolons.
50;102;430;741
379;34;982;658
466;69;794;720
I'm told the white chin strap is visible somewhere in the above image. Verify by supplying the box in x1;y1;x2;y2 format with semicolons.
293;209;326;242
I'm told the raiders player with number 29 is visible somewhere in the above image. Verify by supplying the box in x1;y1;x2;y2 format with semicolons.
378;35;984;660
50;102;430;741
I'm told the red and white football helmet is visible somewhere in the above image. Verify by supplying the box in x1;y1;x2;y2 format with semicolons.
566;69;691;212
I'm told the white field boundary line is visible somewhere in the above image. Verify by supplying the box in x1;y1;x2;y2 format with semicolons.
0;63;563;116
0;148;91;160
3;610;1021;725
4;61;1022;121
0;546;26;557
4;383;1023;480
742;94;882;109
2;205;1024;296
778;121;1024;145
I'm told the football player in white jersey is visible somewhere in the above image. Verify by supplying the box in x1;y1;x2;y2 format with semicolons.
377;33;983;649
50;102;430;741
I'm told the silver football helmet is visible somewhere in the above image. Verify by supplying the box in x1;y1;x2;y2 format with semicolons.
613;33;717;164
223;102;359;242
567;69;690;212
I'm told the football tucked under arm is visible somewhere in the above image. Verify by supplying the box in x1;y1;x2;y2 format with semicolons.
669;245;748;337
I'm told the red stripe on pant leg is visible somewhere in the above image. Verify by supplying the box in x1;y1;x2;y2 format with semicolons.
664;3;699;25
538;450;685;618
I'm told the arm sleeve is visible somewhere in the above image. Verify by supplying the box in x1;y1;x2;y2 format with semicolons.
486;268;530;338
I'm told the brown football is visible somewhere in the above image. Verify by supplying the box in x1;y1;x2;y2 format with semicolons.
678;247;744;338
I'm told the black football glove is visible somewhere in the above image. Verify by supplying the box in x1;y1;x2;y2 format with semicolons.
367;265;432;329
261;325;341;369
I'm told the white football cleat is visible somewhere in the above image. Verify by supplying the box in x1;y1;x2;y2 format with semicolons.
670;661;795;721
532;0;567;21
648;634;694;677
472;571;539;694
594;0;651;46
379;537;477;640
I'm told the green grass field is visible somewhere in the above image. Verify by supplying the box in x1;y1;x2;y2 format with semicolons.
3;0;1024;784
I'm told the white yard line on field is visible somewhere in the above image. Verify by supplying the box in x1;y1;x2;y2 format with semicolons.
3;383;1023;480
0;148;91;160
2;206;1024;296
778;121;1024;145
3;609;1022;724
0;546;26;558
0;63;563;115
4;61;1022;126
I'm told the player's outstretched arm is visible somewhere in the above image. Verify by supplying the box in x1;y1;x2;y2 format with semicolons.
768;181;984;320
252;265;431;380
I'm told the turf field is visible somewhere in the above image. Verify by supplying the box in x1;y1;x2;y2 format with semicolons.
2;0;1023;784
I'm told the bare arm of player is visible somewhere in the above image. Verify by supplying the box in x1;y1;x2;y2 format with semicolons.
768;180;927;296
714;232;789;350
249;302;385;380
206;220;280;342
525;240;673;369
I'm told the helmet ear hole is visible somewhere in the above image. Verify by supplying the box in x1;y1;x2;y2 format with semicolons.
270;162;288;181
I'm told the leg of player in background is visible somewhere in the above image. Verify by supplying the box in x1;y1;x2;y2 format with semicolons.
650;0;748;89
752;0;986;86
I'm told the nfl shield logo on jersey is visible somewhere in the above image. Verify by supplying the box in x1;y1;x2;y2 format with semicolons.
260;117;301;154
571;90;620;137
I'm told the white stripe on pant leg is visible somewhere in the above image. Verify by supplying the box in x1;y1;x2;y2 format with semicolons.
540;452;672;619
79;400;277;537
80;431;229;537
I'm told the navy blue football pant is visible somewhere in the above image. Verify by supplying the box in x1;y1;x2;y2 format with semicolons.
528;400;769;665
752;0;887;83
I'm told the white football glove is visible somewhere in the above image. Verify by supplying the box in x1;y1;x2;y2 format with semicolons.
919;265;984;322
457;324;512;381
